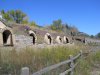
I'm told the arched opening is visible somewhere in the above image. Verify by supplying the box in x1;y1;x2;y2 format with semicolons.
29;30;37;45
2;30;13;46
47;35;52;44
59;37;62;43
66;37;69;43
75;38;82;42
83;38;85;43
30;33;36;44
56;36;62;44
44;33;53;44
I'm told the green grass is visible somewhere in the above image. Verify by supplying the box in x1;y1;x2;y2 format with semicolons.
0;46;80;75
75;49;100;75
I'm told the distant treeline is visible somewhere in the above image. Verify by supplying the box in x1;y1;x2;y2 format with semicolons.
0;10;100;38
0;10;79;34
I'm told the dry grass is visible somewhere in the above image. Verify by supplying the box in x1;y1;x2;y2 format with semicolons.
75;48;100;75
0;45;80;75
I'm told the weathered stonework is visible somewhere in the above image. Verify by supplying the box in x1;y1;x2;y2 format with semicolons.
63;36;70;44
44;33;53;44
28;30;37;44
55;36;63;44
0;21;15;46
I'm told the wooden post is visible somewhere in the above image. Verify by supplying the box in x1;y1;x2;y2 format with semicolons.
21;67;29;75
69;55;74;75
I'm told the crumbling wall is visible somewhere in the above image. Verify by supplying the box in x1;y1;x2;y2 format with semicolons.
15;35;33;47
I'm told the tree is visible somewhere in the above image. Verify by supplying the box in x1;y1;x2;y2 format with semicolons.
62;23;70;33
65;23;70;29
1;10;5;14
96;32;100;38
1;10;27;24
51;19;63;31
22;20;28;24
3;13;13;21
17;10;26;23
70;26;79;36
90;35;94;38
22;16;29;24
30;21;37;27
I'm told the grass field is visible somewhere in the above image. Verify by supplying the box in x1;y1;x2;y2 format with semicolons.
75;48;100;75
1;44;100;75
0;45;80;75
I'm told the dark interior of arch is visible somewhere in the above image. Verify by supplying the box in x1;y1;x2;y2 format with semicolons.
47;35;52;44
30;33;36;44
3;30;12;45
66;38;69;43
59;37;62;42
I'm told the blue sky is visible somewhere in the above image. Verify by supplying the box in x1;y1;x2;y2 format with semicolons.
0;0;100;35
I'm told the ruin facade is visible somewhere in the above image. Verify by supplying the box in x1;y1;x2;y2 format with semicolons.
55;36;62;44
28;30;37;45
63;36;70;44
0;21;15;46
44;33;53;44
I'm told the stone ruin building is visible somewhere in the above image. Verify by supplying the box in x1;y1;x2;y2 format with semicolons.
0;20;15;46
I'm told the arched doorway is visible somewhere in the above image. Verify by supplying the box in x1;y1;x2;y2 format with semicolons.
65;37;69;43
59;37;62;43
63;36;69;44
2;30;13;46
47;35;52;44
44;33;53;44
30;33;36;45
28;30;37;45
56;36;62;44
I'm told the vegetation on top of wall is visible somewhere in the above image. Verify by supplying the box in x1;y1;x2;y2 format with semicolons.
0;10;81;36
1;10;27;24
